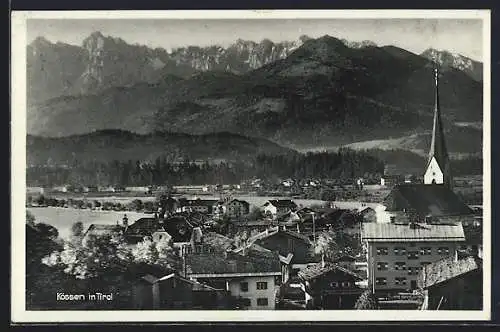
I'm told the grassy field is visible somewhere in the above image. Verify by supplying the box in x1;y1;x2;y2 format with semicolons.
27;207;152;239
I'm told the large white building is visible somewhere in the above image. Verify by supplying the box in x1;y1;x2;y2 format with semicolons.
361;222;466;294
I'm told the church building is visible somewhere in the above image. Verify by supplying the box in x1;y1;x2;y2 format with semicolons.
375;66;475;225
423;67;453;188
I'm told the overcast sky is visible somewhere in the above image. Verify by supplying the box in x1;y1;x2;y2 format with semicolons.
27;18;484;61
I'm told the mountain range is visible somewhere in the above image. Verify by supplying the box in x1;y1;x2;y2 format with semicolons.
27;32;482;103
27;130;295;166
26;32;483;159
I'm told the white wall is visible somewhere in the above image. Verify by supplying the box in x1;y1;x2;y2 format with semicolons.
424;157;444;185
228;275;277;310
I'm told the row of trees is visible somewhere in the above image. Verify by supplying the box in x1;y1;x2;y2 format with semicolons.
27;149;385;187
28;195;159;213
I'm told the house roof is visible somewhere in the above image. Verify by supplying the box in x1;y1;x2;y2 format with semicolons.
297;262;363;282
125;218;160;235
358;206;376;215
185;250;281;276
84;224;123;237
125;217;193;243
202;232;234;251
232;219;273;227
140;273;220;291
419;255;482;289
361;222;465;242
384;184;473;217
264;199;298;208
227;199;250;207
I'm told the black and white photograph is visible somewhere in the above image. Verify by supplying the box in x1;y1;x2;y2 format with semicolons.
11;9;491;322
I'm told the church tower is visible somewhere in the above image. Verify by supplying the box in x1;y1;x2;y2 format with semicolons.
423;66;453;188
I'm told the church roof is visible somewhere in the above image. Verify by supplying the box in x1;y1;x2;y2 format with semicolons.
384;184;473;217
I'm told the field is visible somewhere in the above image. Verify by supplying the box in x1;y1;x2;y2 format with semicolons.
27;207;152;239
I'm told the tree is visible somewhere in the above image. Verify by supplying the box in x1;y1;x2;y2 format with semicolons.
71;221;84;238
248;207;265;220
26;210;36;225
43;231;131;280
34;222;59;241
354;290;379;309
313;231;341;262
129;199;144;212
131;236;179;270
35;194;46;206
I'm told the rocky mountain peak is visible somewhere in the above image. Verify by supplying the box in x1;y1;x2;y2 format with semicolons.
420;48;482;81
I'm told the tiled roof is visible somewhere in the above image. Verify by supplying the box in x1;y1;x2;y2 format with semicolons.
361;222;465;242
384;184;473;216
358;206;376;215
125;217;194;243
85;224;123;237
232;220;273;227
265;199;298;208
125;218;161;235
140;273;219;291
419;255;482;289
202;232;234;251
186;250;281;275
297;262;363;282
227;199;250;207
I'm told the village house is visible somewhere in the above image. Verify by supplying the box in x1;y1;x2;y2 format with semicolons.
184;249;282;310
82;217;126;245
333;254;357;272
379;164;407;187
172;185;210;194
83;185;98;193
243;226;318;279
176;198;219;214
225;199;250;218
297;261;364;309
419;252;482;310
361;221;466;295
132;272;230;309
262;200;298;219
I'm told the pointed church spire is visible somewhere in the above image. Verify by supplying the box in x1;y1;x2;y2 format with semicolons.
424;64;453;188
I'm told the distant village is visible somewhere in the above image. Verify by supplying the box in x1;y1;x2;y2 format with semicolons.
26;68;483;311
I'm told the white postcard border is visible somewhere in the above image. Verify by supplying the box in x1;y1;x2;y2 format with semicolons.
11;9;492;323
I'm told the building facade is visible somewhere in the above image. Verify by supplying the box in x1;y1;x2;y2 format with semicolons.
361;222;466;294
226;199;250;218
262;200;298;219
